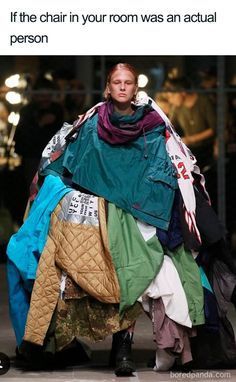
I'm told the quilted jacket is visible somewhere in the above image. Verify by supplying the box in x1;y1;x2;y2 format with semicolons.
24;191;120;345
7;175;72;345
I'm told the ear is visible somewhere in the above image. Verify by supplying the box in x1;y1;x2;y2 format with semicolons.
104;84;111;100
107;84;111;94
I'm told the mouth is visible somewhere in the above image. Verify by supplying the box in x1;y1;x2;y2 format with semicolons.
118;93;126;97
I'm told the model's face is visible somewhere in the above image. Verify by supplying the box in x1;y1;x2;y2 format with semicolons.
168;92;185;107
107;69;137;105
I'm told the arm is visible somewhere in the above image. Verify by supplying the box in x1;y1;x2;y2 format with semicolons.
182;128;214;145
183;96;216;145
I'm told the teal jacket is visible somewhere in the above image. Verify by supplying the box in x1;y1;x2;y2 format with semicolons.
44;113;178;230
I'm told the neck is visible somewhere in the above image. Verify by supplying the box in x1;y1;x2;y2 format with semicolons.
113;101;133;116
183;93;198;108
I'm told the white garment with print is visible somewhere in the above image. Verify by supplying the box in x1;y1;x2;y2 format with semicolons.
137;248;192;328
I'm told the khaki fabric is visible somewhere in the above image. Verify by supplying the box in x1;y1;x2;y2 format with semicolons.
55;198;119;303
24;197;120;345
23;212;60;345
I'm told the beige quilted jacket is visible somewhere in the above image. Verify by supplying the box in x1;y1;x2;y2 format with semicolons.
24;193;120;345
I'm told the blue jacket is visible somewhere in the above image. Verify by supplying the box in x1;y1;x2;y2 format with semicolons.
7;175;71;345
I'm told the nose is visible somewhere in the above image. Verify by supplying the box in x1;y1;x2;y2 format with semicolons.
120;82;126;91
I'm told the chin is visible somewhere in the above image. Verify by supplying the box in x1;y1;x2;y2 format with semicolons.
116;98;130;103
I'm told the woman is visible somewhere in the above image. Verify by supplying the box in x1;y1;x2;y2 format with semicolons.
7;63;236;375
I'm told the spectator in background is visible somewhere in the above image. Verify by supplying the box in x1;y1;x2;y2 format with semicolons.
226;74;236;157
50;69;87;120
225;75;236;248
166;77;216;171
0;100;9;135
64;79;87;124
199;66;217;105
155;91;185;138
154;92;170;116
199;67;217;91
15;77;64;188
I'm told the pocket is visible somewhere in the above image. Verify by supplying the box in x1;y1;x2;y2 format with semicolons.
146;157;178;190
131;158;177;226
146;171;178;190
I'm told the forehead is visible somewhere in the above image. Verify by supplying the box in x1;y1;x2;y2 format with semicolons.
110;69;135;82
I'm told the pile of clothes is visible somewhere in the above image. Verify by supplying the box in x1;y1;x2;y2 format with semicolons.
7;96;236;371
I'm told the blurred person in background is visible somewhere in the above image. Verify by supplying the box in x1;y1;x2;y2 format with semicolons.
155;91;184;138
154;92;170;116
64;79;87;123
199;67;217;90
226;74;236;158
166;77;216;171
198;66;217;106
0;100;9;135
225;74;236;251
0;99;14;253
14;77;64;188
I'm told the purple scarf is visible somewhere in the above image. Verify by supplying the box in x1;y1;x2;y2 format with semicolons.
97;102;164;144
